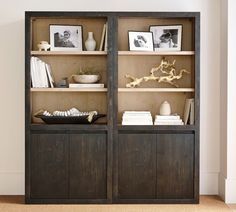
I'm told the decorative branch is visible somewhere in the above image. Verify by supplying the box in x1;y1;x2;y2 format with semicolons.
125;59;190;88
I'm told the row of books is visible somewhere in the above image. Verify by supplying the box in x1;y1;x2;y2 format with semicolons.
122;111;153;125
30;57;54;88
99;23;108;51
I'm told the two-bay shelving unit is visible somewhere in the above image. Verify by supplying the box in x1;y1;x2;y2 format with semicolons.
25;12;200;204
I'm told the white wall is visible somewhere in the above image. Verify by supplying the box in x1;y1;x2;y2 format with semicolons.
0;0;221;194
219;0;236;203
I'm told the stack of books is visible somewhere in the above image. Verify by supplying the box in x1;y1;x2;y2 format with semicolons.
69;83;104;88
122;111;153;125
30;57;54;88
154;114;184;125
99;22;108;51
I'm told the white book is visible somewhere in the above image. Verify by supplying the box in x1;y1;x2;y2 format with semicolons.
39;60;49;87
155;122;184;125
124;111;151;114
155;119;183;123
34;57;41;87
155;115;180;120
99;24;106;51
69;83;104;88
104;23;108;51
183;98;194;125
30;57;36;87
122;121;153;125
190;100;195;125
45;64;54;88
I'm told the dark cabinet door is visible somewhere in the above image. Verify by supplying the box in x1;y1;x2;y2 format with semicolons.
156;134;194;199
69;133;107;199
118;133;156;199
31;133;68;198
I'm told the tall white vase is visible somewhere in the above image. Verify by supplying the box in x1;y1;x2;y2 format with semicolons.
85;32;96;51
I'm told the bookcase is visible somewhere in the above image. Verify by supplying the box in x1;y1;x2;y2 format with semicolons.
25;12;200;204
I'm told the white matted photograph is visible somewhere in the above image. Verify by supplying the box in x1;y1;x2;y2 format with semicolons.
50;25;83;51
128;31;154;51
150;25;182;51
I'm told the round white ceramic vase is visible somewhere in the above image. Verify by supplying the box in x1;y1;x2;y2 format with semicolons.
159;101;171;115
85;32;96;51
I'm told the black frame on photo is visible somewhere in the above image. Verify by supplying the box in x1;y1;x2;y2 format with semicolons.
128;31;154;51
49;25;83;51
149;25;183;51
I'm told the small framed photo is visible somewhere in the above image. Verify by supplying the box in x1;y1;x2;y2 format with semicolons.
128;31;154;51
150;25;182;51
50;25;83;51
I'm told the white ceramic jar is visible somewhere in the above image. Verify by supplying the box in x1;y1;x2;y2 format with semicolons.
159;101;171;115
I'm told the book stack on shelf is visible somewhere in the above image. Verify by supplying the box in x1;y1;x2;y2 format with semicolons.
69;83;104;88
30;57;54;88
154;114;184;125
122;111;153;125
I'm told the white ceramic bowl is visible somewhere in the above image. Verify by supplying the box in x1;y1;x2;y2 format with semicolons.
73;75;100;83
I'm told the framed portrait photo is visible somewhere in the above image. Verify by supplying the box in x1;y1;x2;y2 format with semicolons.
50;25;83;51
150;25;182;51
128;31;154;51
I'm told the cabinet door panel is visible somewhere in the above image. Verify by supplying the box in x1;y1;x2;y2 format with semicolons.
118;134;156;199
156;134;194;199
69;134;107;199
31;134;68;198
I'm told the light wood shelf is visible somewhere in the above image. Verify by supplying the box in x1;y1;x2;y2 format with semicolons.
118;51;195;56
118;88;195;92
31;51;107;56
31;88;108;92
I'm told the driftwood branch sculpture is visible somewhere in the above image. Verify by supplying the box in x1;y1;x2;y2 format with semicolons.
125;59;190;88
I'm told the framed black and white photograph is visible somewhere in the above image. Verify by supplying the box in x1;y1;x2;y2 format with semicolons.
150;25;182;51
50;25;83;51
128;31;154;51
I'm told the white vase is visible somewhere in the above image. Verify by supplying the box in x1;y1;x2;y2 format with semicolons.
85;32;96;51
159;101;171;115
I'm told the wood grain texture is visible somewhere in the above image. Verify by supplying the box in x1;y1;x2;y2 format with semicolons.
30;133;69;198
69;133;107;199
156;133;194;199
0;196;232;211
118;134;156;199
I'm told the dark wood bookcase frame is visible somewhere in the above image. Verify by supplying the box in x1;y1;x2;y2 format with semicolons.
25;11;200;204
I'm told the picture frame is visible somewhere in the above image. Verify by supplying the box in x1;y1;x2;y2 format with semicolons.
50;25;83;51
128;31;154;51
150;25;182;51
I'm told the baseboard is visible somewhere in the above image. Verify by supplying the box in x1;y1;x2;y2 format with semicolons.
218;173;236;203
0;172;24;195
200;171;219;194
0;171;218;195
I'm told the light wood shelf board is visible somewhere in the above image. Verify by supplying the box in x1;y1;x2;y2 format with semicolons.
118;88;195;92
31;51;107;56
118;51;195;56
31;88;108;92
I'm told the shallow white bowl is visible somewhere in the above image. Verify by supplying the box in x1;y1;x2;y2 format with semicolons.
73;75;100;83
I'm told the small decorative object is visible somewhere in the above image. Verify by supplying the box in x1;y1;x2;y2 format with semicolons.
125;59;189;88
159;101;171;116
34;108;106;124
37;41;51;51
150;25;182;51
85;32;96;51
71;68;100;83
57;77;69;88
50;25;83;51
128;31;154;51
